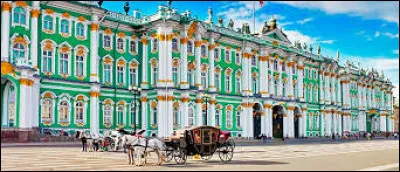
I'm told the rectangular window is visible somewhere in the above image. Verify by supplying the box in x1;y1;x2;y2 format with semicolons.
201;72;207;88
117;66;124;84
60;53;69;75
42;50;52;72
129;68;137;86
236;77;241;94
235;53;240;64
152;67;158;86
104;65;111;83
173;67;178;87
75;56;84;77
225;75;231;92
215;110;220;126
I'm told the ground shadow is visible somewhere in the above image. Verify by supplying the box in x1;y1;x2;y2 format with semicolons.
202;159;289;166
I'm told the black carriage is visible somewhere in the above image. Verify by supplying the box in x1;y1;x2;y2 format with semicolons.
163;126;235;164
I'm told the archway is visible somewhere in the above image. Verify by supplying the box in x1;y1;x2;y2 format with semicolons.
253;103;262;139
294;107;301;138
272;105;284;138
1;78;16;128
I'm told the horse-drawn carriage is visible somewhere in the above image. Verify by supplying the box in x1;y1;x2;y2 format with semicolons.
163;126;235;164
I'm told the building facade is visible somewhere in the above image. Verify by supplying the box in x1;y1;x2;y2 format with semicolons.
1;1;396;138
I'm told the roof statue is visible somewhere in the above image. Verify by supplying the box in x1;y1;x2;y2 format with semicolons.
336;50;340;61
309;44;313;53
261;21;268;34
228;19;234;29
167;1;172;9
302;42;307;51
207;7;213;23
97;1;103;8
218;15;223;27
269;15;277;30
317;45;321;55
242;22;250;34
123;1;130;15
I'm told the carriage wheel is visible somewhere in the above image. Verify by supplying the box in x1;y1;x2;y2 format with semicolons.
219;143;234;163
201;154;213;160
174;148;187;165
165;148;174;163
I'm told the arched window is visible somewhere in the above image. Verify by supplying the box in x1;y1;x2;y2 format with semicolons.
215;72;220;91
173;65;179;87
13;7;26;25
215;108;221;126
173;105;179;126
117;105;124;125
59;100;69;122
104;104;112;125
117;38;124;51
60;53;69;75
76;23;85;37
274;60;278;70
75;102;84;123
202;107;207;125
103;63;112;83
43;16;53;30
42;49;52;73
60;19;69;34
251;55;256;66
225;50;230;62
172;38;178;51
13;43;25;60
201;45;206;57
292;65;296;74
236;76;241;94
188;106;194;126
188;69;194;87
225;73;231;92
314;86;318;102
236;110;241;127
226;109;232;128
103;35;111;48
214;48;220;60
42;99;53;122
129;67;137;86
187;41;193;54
152;39;158;51
236;53;241;64
130;41;136;53
152;65;158;86
75;55;84;77
152;106;157;125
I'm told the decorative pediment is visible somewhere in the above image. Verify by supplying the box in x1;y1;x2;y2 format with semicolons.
261;28;291;44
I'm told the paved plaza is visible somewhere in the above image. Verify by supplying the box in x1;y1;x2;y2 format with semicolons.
1;139;399;171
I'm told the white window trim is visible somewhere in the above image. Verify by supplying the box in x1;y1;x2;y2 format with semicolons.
102;55;114;84
251;55;258;67
187;40;194;55
225;49;231;63
130;102;140;126
40;91;56;124
129;60;139;86
102;33;114;50
41;14;56;34
150;102;158;125
226;108;232;129
59;17;72;38
214;48;220;61
188;104;195;127
40;39;57;74
236;110;241;128
129;38;139;55
11;4;30;29
116;65;126;85
73;99;87;125
73;45;88;78
57;96;71;125
172;38;180;52
116;37;126;53
151;38;158;53
102;101;114;126
201;44;208;58
10;34;30;64
75;21;88;40
215;107;222;126
235;52;241;65
150;59;158;86
58;43;72;76
117;103;126;125
215;71;221;92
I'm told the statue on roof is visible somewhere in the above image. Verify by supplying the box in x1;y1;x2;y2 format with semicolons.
97;1;103;7
167;1;172;9
269;15;277;30
123;1;130;15
228;19;234;29
218;15;223;27
242;23;250;34
317;45;321;55
261;21;269;34
336;50;340;61
302;42;307;51
309;44;313;53
207;7;213;23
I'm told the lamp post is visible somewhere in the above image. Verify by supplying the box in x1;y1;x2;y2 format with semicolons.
203;93;211;125
129;85;142;134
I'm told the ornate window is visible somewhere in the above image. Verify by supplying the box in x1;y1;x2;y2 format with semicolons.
117;38;124;51
152;39;158;52
130;103;139;126
13;7;26;25
43;15;54;31
215;72;220;92
76;23;85;38
151;104;158;125
75;102;84;123
292;64;296;74
188;69;194;87
59;100;69;123
173;59;179;87
253;76;258;94
41;99;53;123
103;35;111;49
282;62;286;71
214;48;220;61
314;85;318;103
12;43;25;60
308;69;312;78
103;104;112;126
308;83;313;102
173;103;179;126
225;50;230;62
172;38;178;51
236;74;241;94
251;55;257;67
117;66;125;85
215;108;221;126
202;107;207;125
188;105;194;126
236;110;241;128
129;63;138;86
315;112;319;130
151;59;158;86
60;53;69;75
103;63;112;84
274;60;278;70
308;112;313;130
130;41;137;54
60;19;70;35
235;53;241;64
187;41;194;54
201;45;207;57
117;104;124;125
226;108;232;128
225;72;231;92
42;49;53;73
75;55;84;77
201;67;208;88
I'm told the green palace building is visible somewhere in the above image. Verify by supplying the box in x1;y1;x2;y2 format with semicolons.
1;1;396;140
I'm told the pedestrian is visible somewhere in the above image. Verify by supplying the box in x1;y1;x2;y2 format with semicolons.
394;133;398;139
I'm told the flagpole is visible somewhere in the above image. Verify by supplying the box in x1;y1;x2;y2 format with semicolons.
253;1;255;34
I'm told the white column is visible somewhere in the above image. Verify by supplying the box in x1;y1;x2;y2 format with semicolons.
302;107;307;137
380;114;386;132
332;111;337;136
180;92;189;128
90;14;99;82
326;110;332;136
320;110;325;137
209;38;216;92
32;79;40;128
371;86;375;108
259;52;268;97
209;95;216;126
30;1;40;69
157;26;173;88
277;60;283;97
196;95;202;126
141;36;149;88
194;34;202;89
297;61;305;102
319;71;324;104
157;90;173;137
18;78;29;128
89;86;100;135
331;74;336;104
1;1;11;62
338;112;343;136
242;50;252;96
269;59;275;96
337;77;342;106
141;95;148;131
283;112;288;138
288;58;294;99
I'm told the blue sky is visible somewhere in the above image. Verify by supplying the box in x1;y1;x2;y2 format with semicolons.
103;1;399;100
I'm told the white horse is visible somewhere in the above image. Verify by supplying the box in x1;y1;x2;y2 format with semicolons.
75;131;94;152
103;129;129;152
123;135;166;166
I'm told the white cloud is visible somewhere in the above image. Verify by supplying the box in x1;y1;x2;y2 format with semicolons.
383;32;399;39
274;1;399;25
296;18;313;24
356;30;365;35
284;30;317;44
319;40;336;44
374;31;380;37
394;49;399;54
